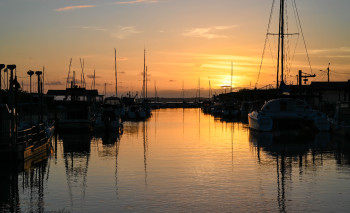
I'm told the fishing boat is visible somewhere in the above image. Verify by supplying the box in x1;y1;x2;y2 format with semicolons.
248;0;329;132
48;60;102;131
49;86;98;131
0;65;55;161
1;105;54;161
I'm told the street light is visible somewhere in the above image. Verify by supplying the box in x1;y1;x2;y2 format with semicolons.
27;70;34;93
35;71;43;123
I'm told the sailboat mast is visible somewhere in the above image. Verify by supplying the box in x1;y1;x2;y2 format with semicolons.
209;80;211;99
143;48;146;100
277;0;285;89
93;69;96;90
182;80;184;103
43;66;45;94
154;80;157;102
198;78;200;102
281;0;285;83
66;58;72;89
230;62;233;93
115;48;117;97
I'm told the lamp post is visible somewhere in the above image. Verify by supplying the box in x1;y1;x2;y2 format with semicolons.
27;70;34;94
27;70;35;124
7;64;16;143
3;68;8;90
35;71;43;123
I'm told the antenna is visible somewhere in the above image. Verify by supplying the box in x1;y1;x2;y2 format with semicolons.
319;63;331;83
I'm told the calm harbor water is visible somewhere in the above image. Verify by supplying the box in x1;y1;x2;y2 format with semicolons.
1;108;350;212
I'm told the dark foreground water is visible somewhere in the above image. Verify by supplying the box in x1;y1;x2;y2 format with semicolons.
1;108;350;212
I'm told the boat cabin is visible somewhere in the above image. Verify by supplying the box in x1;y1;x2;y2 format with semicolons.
261;98;312;113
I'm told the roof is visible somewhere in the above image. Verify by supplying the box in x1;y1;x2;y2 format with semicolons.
47;88;99;96
310;81;350;91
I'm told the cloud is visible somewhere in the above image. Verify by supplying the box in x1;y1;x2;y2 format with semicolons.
308;47;350;55
183;25;238;39
46;81;63;85
111;26;141;39
169;80;176;82
76;26;107;32
117;57;128;61
115;0;158;5
75;25;142;40
86;75;101;79
56;5;96;12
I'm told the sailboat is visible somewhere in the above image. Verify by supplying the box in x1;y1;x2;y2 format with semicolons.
248;0;329;132
95;49;124;130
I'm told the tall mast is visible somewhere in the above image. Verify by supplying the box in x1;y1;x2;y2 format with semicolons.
80;58;85;88
93;69;96;89
230;61;233;93
277;0;285;89
281;0;285;84
182;80;184;103
43;66;45;94
209;80;211;99
143;47;146;100
115;48;117;97
73;71;76;87
66;58;72;89
154;80;158;102
0;64;4;90
198;78;200;103
146;66;148;99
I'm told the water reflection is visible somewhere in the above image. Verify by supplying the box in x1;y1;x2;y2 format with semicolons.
3;109;350;212
59;132;92;205
143;121;148;186
94;130;122;145
248;130;350;212
332;135;350;166
0;156;50;213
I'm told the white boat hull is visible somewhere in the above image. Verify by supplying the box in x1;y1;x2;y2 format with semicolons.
248;111;330;132
248;111;273;131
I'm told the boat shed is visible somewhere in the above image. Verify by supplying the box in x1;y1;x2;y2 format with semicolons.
310;81;350;105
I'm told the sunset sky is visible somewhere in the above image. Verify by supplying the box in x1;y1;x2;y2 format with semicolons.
1;0;349;97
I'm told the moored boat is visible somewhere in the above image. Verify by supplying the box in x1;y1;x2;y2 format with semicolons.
248;98;329;132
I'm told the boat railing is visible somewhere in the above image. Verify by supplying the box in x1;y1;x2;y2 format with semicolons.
16;123;47;147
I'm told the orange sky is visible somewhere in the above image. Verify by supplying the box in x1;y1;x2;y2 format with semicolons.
1;0;349;97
